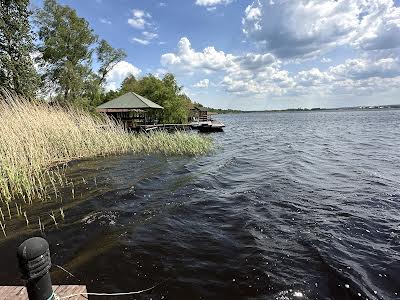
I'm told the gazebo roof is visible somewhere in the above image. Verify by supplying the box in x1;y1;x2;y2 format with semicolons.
96;92;163;112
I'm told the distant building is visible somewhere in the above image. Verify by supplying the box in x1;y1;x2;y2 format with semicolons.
96;92;163;129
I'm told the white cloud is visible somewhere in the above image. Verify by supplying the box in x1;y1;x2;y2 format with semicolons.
128;9;152;29
105;61;141;91
161;37;290;96
329;56;400;80
354;0;400;50
161;37;236;73
207;7;217;11
159;2;166;7
295;68;334;88
154;68;167;79
242;0;400;59
142;31;158;40
99;18;111;25
132;31;158;46
161;37;400;98
293;54;400;96
195;0;232;7
321;57;332;63
132;38;150;45
193;79;210;88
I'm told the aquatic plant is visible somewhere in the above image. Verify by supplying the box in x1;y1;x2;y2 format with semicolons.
0;89;212;205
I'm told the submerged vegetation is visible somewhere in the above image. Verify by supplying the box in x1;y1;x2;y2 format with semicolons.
0;91;212;209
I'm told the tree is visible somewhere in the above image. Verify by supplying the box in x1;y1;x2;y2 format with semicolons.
96;39;126;87
35;0;97;102
120;73;190;124
0;0;40;98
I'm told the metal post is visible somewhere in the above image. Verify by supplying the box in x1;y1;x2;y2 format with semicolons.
17;237;54;300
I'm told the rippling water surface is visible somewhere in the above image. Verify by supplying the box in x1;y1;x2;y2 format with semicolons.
1;110;400;299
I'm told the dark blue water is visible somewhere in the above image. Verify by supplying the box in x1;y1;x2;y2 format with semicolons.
1;110;400;299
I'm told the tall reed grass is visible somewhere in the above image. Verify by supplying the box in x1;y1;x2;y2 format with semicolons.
0;90;212;205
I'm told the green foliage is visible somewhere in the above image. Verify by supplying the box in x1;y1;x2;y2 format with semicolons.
35;0;97;102
0;0;40;98
96;39;126;86
192;101;242;114
119;73;190;124
1;0;214;123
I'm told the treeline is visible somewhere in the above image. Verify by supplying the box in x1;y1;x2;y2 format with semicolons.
0;0;202;123
193;103;242;114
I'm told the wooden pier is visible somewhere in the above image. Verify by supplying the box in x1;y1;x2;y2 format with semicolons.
138;123;193;132
0;285;88;299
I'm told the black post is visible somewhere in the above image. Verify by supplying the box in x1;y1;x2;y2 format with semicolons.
17;237;54;300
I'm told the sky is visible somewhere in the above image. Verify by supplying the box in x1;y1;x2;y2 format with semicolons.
31;0;400;110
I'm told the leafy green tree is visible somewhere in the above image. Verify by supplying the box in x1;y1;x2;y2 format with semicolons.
96;39;126;87
120;73;189;123
0;0;40;98
35;0;97;102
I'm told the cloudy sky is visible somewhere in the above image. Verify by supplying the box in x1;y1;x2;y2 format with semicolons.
32;0;400;110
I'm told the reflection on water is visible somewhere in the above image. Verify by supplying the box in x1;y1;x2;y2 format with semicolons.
1;110;400;300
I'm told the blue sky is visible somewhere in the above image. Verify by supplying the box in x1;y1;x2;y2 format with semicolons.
32;0;400;110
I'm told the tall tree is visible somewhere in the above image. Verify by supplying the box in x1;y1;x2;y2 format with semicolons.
96;39;126;87
0;0;40;98
35;0;97;102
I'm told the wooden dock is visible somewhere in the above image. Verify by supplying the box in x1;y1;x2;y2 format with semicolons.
0;285;88;299
137;123;193;132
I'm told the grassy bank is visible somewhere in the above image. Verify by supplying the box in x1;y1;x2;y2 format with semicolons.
0;91;212;206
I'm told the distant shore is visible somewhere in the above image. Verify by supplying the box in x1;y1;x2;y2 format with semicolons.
216;104;400;114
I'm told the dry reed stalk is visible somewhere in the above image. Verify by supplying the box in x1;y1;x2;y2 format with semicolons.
0;221;6;237
0;89;212;206
38;217;43;234
5;202;11;219
50;210;58;228
23;211;29;227
15;203;20;217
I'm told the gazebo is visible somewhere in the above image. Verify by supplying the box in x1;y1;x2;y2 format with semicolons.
96;92;163;129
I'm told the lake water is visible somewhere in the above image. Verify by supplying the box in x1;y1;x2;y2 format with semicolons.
1;110;400;299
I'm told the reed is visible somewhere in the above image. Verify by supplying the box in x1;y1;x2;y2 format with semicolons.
49;211;58;228
60;207;65;220
38;217;43;234
0;221;6;237
23;211;29;227
0;90;212;205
